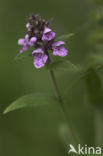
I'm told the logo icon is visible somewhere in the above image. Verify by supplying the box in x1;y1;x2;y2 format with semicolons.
68;144;78;154
68;144;102;155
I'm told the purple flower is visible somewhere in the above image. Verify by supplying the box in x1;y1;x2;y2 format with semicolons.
18;14;69;69
52;41;68;57
32;48;48;68
29;37;37;46
18;34;30;53
42;27;55;41
18;35;37;53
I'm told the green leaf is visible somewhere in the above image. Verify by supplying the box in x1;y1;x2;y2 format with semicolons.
14;51;32;61
46;60;80;72
85;68;103;109
63;69;86;98
56;33;75;41
3;93;59;114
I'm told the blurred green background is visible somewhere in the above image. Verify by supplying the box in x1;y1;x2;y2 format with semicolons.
0;0;97;155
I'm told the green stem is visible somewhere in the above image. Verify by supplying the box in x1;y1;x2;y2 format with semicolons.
47;51;78;144
49;69;78;144
49;70;65;111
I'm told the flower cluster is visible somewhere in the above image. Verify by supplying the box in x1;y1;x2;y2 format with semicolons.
18;14;68;68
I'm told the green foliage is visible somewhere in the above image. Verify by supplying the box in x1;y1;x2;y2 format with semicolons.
3;93;59;114
85;68;103;109
1;0;103;156
46;60;80;71
56;33;75;41
63;66;88;98
88;0;103;110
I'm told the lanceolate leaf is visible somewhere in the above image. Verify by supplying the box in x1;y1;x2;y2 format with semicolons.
3;93;59;114
56;33;75;41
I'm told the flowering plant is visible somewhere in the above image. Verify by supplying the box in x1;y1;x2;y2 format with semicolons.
3;13;78;148
3;5;103;155
18;14;68;68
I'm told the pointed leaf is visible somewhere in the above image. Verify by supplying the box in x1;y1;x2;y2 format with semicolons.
3;93;59;114
56;33;75;41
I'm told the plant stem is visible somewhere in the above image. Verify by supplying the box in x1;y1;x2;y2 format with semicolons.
49;70;64;111
47;51;78;144
49;68;78;144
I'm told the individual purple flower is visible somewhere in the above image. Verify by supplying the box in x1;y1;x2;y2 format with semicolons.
18;35;37;53
18;34;30;53
32;48;48;68
52;41;68;57
29;37;37;46
42;27;55;41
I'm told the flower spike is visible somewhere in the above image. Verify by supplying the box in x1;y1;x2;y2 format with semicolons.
18;13;68;68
